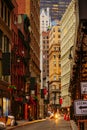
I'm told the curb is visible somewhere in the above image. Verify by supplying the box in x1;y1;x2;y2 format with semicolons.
70;120;78;130
6;119;46;130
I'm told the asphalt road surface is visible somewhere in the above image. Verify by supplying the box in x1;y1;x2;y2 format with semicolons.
13;117;72;130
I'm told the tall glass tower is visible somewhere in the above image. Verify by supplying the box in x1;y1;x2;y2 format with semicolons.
40;0;71;21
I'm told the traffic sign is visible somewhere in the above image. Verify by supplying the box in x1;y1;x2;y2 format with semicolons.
74;100;87;116
81;82;87;94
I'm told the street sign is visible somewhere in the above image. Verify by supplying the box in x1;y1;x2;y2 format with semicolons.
81;82;87;94
74;100;87;116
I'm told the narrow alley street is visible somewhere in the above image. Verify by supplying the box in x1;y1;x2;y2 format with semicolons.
8;117;73;130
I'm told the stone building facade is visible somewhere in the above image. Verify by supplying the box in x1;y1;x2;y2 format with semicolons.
61;0;79;111
49;25;61;111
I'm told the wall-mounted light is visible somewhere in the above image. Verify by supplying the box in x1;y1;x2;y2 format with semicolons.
17;58;20;63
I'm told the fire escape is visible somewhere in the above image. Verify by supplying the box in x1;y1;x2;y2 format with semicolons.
69;20;87;126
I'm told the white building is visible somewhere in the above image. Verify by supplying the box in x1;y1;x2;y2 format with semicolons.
61;0;79;110
40;8;51;89
40;8;51;33
40;8;51;118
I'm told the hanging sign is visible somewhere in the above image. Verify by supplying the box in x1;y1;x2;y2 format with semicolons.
74;100;87;115
81;82;87;94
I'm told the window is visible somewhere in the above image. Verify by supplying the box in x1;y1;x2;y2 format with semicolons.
53;61;56;67
59;63;61;67
53;28;55;32
0;60;2;78
53;55;56;59
43;45;45;49
8;11;10;27
54;75;56;80
58;35;60;38
59;54;61;58
4;36;9;52
5;6;7;22
47;45;49;48
59;76;61;82
54;47;56;50
1;0;3;18
0;30;2;49
53;35;55;38
58;28;61;32
42;21;44;25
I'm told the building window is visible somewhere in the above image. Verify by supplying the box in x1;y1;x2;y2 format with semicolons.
53;35;55;38
58;35;60;38
47;45;49;48
59;54;61;58
59;63;61;67
0;30;2;49
5;6;7;22
47;36;48;39
59;76;61;82
8;11;10;27
53;55;56;59
42;21;44;25
53;61;56;67
54;75;56;80
1;0;3;18
58;28;61;32
4;36;9;52
43;45;45;49
53;28;55;32
54;47;56;50
0;60;2;78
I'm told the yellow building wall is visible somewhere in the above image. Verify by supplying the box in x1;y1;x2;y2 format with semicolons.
49;25;61;83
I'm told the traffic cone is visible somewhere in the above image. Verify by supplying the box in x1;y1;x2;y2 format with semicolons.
66;114;70;121
64;114;66;120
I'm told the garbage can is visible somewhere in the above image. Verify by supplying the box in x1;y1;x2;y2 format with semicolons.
6;115;15;126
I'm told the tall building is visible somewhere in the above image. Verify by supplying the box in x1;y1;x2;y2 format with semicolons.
49;24;61;111
40;7;51;118
61;0;79;112
42;31;50;80
40;0;71;21
16;0;40;120
0;0;14;117
40;8;51;33
40;8;51;90
69;0;87;126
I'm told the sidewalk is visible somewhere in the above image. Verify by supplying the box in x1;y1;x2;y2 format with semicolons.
6;119;46;130
6;119;78;130
70;120;78;130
